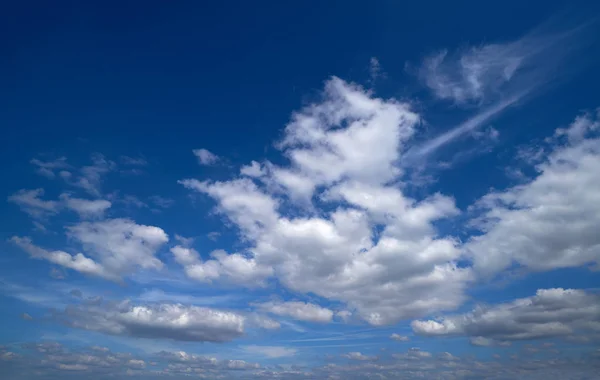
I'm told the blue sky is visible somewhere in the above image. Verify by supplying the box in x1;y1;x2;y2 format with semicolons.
1;1;600;378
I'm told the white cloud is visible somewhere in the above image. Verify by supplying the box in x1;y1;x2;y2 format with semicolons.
67;218;168;274
60;194;111;218
12;219;168;281
193;148;219;165
467;112;600;275
11;236;115;281
258;301;334;323
181;78;472;325
241;345;297;358
56;299;246;342
240;160;266;177
8;188;60;219
171;245;273;287
412;288;600;342
390;333;409;342
343;352;378;361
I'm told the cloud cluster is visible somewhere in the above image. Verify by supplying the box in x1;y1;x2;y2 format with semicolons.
467;111;600;275
412;288;600;342
181;78;472;325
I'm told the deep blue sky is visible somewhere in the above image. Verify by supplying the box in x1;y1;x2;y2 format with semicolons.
1;1;600;379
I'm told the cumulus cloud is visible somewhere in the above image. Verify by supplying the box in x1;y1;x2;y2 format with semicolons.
467;111;600;275
12;219;168;281
257;301;334;323
181;78;472;325
411;288;600;342
171;245;272;287
54;299;246;342
193;148;219;165
11;236;115;281
60;193;111;218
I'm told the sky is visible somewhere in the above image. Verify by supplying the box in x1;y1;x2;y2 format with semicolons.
1;1;600;379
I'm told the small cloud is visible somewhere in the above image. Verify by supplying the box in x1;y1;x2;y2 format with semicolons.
193;149;219;166
390;333;409;342
50;267;66;280
149;196;174;209
369;57;385;83
241;345;297;358
120;156;148;166
207;232;221;241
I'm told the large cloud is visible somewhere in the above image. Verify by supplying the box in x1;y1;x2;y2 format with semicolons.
411;288;600;342
180;77;472;325
467;111;600;275
54;299;246;343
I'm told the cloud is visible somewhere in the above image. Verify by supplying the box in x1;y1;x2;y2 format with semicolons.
54;299;246;342
241;345;297;358
149;195;174;209
181;78;472;325
12;219;168;281
193;148;219;165
343;352;378;361
411;288;600;342
120;156;148;166
257;301;334;323
171;245;273;287
467;111;600;275
11;236;115;281
8;188;60;219
419;22;585;105
390;333;409;342
67;218;168;275
409;22;594;160
70;153;116;197
20;313;33;321
60;194;111;219
240;160;266;177
30;157;70;178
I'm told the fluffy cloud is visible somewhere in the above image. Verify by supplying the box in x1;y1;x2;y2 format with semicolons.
193;148;219;165
467;111;600;275
67;218;168;274
11;236;114;281
55;299;246;342
171;245;272;287
181;78;472;325
12;218;168;281
60;193;111;218
411;288;600;342
257;301;334;323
